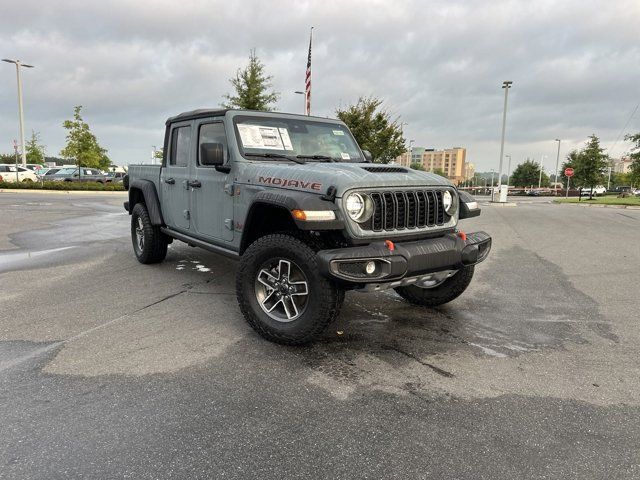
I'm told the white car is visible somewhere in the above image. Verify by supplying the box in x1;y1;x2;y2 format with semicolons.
580;185;607;196
0;164;40;182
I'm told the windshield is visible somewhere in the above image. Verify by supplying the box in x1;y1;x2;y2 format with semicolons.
233;116;364;162
55;168;77;175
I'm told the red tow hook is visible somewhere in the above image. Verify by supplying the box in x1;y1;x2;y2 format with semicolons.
384;240;395;251
457;231;467;242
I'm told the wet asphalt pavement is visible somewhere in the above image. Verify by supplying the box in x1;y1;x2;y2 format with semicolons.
0;191;639;479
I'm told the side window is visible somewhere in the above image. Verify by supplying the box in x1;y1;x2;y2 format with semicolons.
198;122;227;166
169;126;192;167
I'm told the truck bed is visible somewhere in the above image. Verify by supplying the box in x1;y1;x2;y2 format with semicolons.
127;164;161;188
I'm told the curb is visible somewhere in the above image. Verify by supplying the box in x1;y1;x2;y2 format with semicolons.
554;202;640;210
481;202;517;207
0;189;126;196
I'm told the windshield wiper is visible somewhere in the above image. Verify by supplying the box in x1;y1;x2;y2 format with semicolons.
296;155;335;162
244;153;305;164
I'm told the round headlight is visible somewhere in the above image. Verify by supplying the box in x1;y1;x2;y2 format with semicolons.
442;190;457;216
345;193;372;222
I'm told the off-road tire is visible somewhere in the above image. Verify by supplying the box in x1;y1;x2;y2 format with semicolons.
394;266;475;307
236;233;343;345
131;203;168;264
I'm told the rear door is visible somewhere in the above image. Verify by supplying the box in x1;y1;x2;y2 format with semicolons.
191;119;234;242
161;122;193;231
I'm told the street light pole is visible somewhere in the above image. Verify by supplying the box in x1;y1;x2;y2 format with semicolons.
408;139;415;168
496;80;513;200
538;155;547;189
294;91;305;115
554;139;561;194
3;59;34;167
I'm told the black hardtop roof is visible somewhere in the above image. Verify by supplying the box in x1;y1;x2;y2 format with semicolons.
166;108;342;125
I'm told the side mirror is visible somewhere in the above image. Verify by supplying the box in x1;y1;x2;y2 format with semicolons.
362;150;373;162
200;143;225;166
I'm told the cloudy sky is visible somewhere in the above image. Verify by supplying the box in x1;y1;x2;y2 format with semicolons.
1;0;639;172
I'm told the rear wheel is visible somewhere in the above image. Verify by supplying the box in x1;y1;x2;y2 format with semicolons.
394;266;475;307
131;203;168;264
236;234;343;345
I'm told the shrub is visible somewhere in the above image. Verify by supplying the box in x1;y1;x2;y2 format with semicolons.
0;180;124;191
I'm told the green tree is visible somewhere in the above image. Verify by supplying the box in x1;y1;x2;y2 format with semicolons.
336;97;405;163
0;153;16;163
222;49;279;111
510;160;548;187
410;162;424;171
25;130;46;164
572;135;609;198
60;106;110;170
625;132;640;186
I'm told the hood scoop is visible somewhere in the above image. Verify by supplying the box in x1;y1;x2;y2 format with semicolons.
361;166;408;173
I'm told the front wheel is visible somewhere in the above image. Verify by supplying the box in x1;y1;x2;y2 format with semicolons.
394;266;475;307
131;203;168;264
236;234;343;345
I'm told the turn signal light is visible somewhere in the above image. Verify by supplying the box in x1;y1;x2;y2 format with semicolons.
457;231;467;242
292;209;307;221
384;240;395;251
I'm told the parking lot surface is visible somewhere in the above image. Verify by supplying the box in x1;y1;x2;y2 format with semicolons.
1;191;639;479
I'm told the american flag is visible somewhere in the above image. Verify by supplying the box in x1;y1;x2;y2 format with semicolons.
305;28;313;116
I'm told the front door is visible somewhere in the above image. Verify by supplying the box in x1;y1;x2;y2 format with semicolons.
161;122;192;231
191;120;234;242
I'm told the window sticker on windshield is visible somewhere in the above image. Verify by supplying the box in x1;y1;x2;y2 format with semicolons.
332;130;345;136
238;124;285;150
278;128;294;150
341;152;351;160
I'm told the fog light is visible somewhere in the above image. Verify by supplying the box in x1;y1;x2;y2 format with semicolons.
365;261;376;275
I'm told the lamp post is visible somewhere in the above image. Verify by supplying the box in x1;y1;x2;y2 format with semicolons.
408;139;415;168
294;91;305;114
496;80;513;200
538;154;547;189
2;58;34;167
505;154;512;187
554;139;561;194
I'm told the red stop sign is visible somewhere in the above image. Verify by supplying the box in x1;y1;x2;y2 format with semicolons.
564;167;574;177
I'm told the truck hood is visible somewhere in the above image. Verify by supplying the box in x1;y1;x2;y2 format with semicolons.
235;162;452;197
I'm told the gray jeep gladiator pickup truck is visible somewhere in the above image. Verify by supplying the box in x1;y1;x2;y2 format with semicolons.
124;109;491;345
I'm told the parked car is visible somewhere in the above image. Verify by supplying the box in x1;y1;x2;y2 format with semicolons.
46;167;108;183
105;171;126;183
38;167;60;179
125;108;491;345
0;164;39;182
580;185;607;196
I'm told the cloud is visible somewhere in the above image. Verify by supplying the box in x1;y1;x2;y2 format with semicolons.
1;0;639;169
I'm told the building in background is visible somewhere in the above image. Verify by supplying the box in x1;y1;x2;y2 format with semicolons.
464;162;475;181
395;147;467;184
612;156;633;174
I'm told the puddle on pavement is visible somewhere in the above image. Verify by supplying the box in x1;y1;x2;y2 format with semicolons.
294;245;620;404
0;246;76;273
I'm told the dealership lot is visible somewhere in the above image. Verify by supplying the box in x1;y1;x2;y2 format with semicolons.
1;191;639;479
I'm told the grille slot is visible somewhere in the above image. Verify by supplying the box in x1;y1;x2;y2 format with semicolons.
366;189;449;232
361;166;407;173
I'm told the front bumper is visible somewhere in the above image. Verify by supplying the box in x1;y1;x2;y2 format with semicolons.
317;231;491;288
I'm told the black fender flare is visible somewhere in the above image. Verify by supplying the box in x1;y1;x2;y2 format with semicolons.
249;190;344;230
127;179;164;226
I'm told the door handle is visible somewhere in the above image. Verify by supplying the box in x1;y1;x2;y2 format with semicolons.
188;180;202;188
164;177;175;185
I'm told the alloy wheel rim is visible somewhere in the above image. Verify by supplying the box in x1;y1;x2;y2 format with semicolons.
135;217;145;251
254;259;309;322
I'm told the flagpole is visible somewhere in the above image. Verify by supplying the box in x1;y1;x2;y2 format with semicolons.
305;27;313;116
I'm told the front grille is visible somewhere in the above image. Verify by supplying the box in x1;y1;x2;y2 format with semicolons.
367;190;448;232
